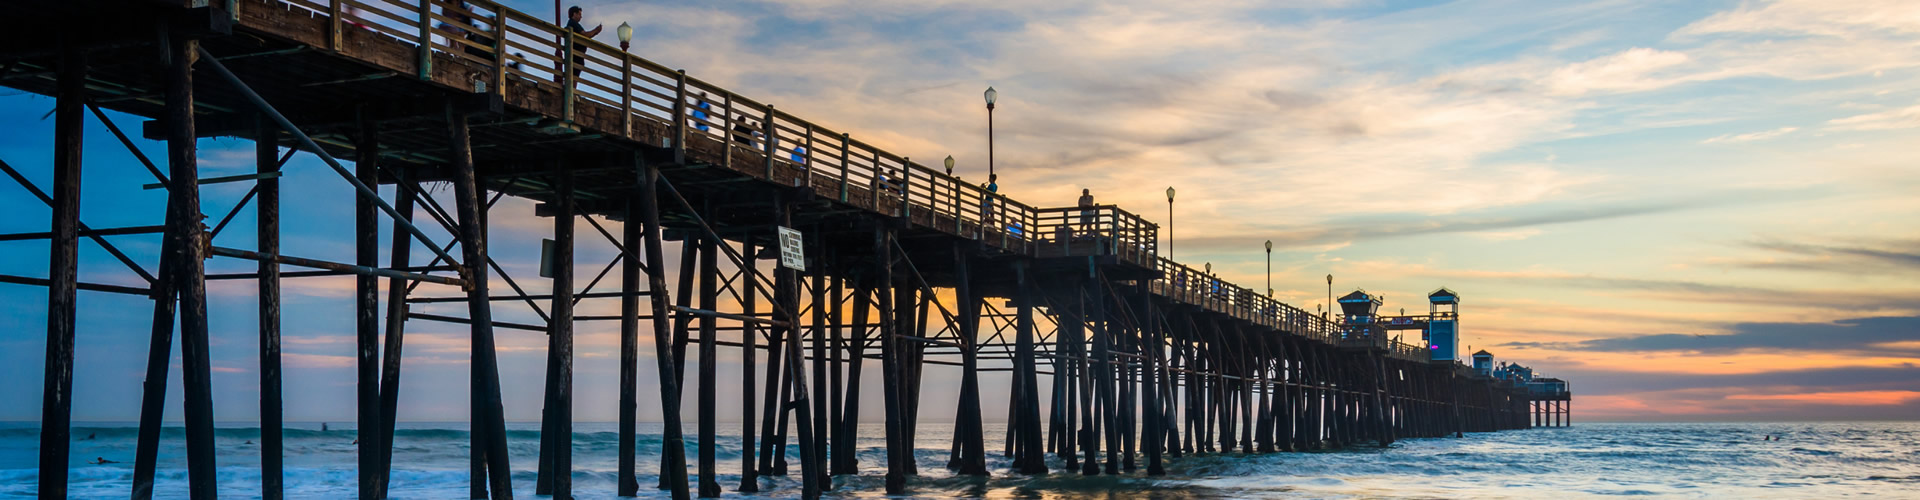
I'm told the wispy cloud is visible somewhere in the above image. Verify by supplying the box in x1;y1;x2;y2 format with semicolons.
1503;316;1920;355
1827;103;1920;131
1702;126;1798;144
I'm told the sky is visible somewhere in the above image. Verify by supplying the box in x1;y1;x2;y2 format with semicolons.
1;0;1917;424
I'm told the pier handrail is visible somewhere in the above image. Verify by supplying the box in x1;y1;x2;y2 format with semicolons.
258;0;1391;349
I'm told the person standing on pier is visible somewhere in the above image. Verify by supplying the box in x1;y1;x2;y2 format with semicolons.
981;174;999;234
565;6;603;78
1078;188;1095;233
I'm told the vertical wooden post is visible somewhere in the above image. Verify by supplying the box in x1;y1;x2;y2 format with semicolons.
541;166;577;498
618;180;642;497
39;35;84;500
809;236;831;487
826;255;845;473
778;193;824;500
636;156;691;500
756;250;785;476
1013;262;1046;474
877;225;905;494
737;237;759;493
1090;279;1119;474
696;207;720;498
168;35;220;500
448;103;515;500
373;169;415;498
832;281;870;475
952;245;987;475
256;115;286;500
355;109;383;500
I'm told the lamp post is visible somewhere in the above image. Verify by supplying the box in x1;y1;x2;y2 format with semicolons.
617;22;633;51
1265;240;1273;297
1325;274;1333;320
1165;186;1175;260
944;155;956;220
984;87;997;178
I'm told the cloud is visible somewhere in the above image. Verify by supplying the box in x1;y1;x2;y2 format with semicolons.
1827;104;1920;131
1504;316;1920;355
1734;238;1920;274
1727;390;1920;406
1701;126;1798;144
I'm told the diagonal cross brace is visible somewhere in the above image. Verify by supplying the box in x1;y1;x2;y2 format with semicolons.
194;46;460;268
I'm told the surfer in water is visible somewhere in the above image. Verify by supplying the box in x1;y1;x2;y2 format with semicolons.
89;457;117;465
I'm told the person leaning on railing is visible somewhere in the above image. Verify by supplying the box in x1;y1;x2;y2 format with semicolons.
564;5;604;78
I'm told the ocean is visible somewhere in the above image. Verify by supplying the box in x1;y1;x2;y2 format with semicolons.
2;421;1915;498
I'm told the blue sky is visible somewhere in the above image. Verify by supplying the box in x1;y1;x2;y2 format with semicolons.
2;0;1917;423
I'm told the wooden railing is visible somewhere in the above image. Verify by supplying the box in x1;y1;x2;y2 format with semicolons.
242;0;1411;350
1147;257;1340;345
1032;205;1157;266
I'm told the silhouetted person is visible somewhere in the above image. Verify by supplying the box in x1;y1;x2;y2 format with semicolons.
980;174;999;232
322;423;329;432
564;6;603;78
1078;188;1095;232
732;114;756;147
90;457;117;465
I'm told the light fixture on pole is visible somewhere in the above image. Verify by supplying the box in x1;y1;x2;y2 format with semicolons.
616;22;633;51
944;155;954;176
1265;240;1273;297
984;86;997;178
1326;274;1333;319
1165;186;1175;260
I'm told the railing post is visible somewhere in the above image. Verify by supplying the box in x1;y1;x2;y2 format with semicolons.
869;149;881;212
838;133;850;202
721;94;734;170
763;106;776;179
494;10;507;94
562;33;575;122
622;54;633;138
803;124;815;188
417;0;432;80
673;70;687;164
328;0;343;50
900;157;911;218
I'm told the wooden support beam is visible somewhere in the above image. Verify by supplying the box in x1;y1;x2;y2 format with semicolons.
169;35;220;500
38;34;84;500
950;244;987;476
696;207;721;498
636;155;691;500
210;247;464;286
737;237;759;493
354;108;381;500
548;165;579;497
447;103;514;500
257;115;286;500
618;173;644;497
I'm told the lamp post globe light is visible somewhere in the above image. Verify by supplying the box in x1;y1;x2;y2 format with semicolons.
1265;240;1273;297
1165;186;1175;260
617;22;633;51
985;87;997;178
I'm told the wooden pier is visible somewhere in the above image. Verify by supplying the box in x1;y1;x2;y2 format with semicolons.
3;1;1569;498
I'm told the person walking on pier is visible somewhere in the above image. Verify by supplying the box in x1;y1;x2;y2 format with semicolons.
693;92;712;132
565;6;604;78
